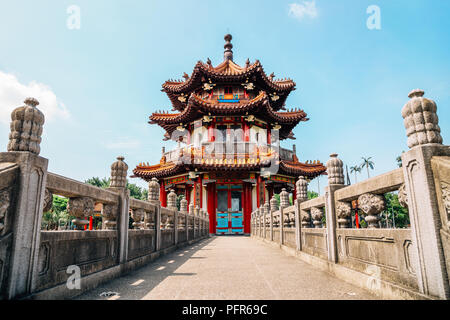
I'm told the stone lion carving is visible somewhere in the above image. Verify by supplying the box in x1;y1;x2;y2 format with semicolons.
102;204;118;230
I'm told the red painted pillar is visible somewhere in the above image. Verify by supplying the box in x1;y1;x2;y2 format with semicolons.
243;182;252;234
207;183;216;234
160;180;167;207
256;175;261;208
267;124;271;144
185;185;191;206
89;216;93;230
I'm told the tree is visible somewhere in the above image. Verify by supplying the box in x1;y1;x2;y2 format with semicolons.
84;177;110;188
384;192;410;228
360;157;375;179
307;191;319;200
42;195;71;230
84;177;148;201
350;165;362;183
396;151;405;168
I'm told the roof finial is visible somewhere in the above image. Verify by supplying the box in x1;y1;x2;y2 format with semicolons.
224;34;233;61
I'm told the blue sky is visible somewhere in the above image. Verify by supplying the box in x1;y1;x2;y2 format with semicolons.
0;0;449;193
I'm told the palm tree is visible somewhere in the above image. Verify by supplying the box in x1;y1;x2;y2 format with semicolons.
350;165;362;183
360;157;375;179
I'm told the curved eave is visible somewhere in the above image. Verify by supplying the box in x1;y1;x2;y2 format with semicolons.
162;60;296;111
149;92;308;140
279;160;327;178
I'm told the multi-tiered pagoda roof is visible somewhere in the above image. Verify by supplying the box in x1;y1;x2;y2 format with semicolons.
133;34;326;181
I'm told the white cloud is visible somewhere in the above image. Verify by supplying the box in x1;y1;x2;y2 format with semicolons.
288;1;318;21
106;138;141;150
0;70;70;124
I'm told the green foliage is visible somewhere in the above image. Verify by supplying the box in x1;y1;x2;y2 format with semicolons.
41;195;71;230
84;177;148;201
360;156;375;178
84;177;110;188
307;191;319;200
273;193;280;207
383;192;410;228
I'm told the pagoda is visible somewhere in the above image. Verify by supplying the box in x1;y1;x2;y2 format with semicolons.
132;34;326;235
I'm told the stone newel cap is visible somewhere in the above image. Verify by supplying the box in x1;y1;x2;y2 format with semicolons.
330;153;338;158
408;89;425;99
24;97;39;107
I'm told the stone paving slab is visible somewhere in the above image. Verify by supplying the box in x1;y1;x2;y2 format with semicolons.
75;236;379;300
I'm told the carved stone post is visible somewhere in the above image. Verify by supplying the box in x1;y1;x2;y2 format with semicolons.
147;177;161;250
324;153;345;263
280;188;289;244
336;201;352;228
107;156;129;264
358;193;385;228
1;98;48;298
263;200;269;239
295;176;308;250
401;89;450;299
270;195;277;241
180;197;187;230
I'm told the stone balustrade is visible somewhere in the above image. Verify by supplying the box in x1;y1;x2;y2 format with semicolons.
0;99;210;299
250;89;450;300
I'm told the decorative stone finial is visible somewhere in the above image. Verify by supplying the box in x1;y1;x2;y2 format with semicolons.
280;188;289;209
270;194;278;212
311;207;324;228
358;193;385;228
102;204;118;230
7;97;45;154
326;153;344;185
167;189;177;209
68;197;94;230
180;196;188;213
402;89;442;148
224;34;233;61
296;176;308;202
148;177;160;202
110;156;128;188
336;201;352;228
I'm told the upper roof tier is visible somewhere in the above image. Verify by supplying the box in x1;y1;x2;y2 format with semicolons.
162;34;296;112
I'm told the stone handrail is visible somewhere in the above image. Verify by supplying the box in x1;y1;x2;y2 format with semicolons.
334;168;404;202
46;172;119;204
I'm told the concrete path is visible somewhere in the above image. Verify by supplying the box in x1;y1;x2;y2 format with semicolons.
75;236;378;300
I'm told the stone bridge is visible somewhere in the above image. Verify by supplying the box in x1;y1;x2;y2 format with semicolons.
0;90;449;300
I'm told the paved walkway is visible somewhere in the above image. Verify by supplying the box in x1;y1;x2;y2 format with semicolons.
76;236;377;300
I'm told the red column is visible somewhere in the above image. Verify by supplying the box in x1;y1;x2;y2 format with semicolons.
185;185;191;206
207;183;216;234
243;182;252;234
267;124;271;144
160;180;167;207
89;216;93;230
256;175;260;208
